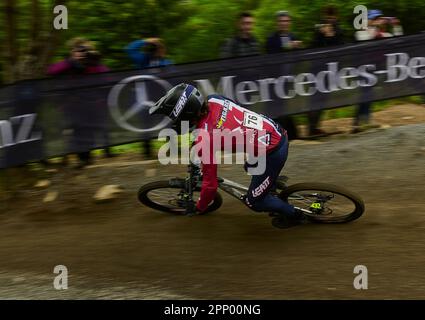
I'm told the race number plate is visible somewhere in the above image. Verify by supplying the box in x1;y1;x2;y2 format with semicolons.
243;112;263;130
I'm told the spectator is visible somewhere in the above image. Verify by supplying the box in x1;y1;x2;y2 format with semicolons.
125;37;172;159
125;37;172;69
265;11;302;54
220;12;260;58
48;37;113;168
308;6;344;137
48;38;110;75
313;6;344;47
355;10;403;41
353;10;404;133
266;11;302;140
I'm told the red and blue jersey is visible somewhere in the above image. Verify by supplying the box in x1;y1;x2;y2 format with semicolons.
194;95;285;212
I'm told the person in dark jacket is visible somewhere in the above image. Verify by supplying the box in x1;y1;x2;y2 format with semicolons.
220;12;260;58
308;6;345;137
266;11;302;140
266;11;302;54
312;6;344;48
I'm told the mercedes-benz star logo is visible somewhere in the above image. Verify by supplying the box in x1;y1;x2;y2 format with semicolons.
108;75;173;133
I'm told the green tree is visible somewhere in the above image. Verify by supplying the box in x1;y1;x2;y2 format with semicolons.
1;0;67;83
2;0;425;84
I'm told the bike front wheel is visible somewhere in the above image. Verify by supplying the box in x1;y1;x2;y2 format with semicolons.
138;179;223;215
279;183;365;223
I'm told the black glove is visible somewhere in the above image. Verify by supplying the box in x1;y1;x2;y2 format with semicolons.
185;200;198;216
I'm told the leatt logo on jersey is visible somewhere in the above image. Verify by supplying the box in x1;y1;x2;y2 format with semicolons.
216;100;230;129
252;176;270;197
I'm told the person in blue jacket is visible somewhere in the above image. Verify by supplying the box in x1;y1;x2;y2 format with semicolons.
125;37;172;159
125;37;172;69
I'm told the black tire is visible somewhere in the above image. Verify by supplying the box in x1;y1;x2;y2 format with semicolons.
138;179;223;215
279;183;365;223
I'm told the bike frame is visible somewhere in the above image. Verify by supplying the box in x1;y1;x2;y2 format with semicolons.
187;163;249;202
217;177;248;201
186;163;312;215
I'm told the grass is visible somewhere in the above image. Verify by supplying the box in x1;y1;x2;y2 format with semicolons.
91;138;173;156
91;133;193;155
294;95;424;125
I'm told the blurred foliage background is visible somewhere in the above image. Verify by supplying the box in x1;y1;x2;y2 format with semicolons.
1;0;425;84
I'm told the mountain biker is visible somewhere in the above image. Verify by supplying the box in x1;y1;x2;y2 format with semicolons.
149;83;305;228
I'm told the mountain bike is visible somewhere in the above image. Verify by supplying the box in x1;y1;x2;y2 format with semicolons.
138;163;365;227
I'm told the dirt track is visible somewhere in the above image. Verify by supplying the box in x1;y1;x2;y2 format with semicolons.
1;109;425;299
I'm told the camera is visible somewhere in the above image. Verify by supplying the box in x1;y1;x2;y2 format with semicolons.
85;50;101;66
74;45;101;66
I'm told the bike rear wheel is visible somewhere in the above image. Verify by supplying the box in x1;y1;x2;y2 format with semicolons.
279;183;364;223
138;179;223;215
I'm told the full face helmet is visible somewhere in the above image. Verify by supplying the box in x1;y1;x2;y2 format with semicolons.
149;83;204;124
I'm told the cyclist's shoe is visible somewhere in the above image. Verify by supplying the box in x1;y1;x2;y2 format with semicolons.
293;208;307;221
271;209;307;228
271;216;301;229
270;208;306;218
